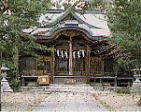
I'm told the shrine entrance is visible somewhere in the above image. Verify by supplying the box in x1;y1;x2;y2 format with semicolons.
54;33;87;77
50;30;91;83
46;28;108;84
56;57;85;76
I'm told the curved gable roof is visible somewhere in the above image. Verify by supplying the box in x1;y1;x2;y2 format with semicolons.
23;7;111;39
39;7;102;29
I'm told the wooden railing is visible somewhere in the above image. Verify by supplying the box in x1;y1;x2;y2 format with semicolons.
21;70;51;76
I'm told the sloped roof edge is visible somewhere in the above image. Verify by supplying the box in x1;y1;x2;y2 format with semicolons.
33;27;108;41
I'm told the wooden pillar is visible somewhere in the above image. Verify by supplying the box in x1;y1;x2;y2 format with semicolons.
86;45;90;82
81;57;83;75
51;46;55;83
101;58;104;76
114;76;117;92
69;38;73;75
43;56;45;75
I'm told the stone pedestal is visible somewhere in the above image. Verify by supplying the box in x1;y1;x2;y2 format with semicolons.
131;75;141;93
1;73;13;93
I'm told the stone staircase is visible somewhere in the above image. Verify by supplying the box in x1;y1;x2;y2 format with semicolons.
54;77;87;84
21;83;113;94
21;86;50;93
21;84;95;93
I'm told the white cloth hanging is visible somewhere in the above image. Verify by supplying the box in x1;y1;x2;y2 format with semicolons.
57;49;60;56
82;50;85;57
65;51;68;58
78;51;81;58
73;51;76;59
61;50;64;58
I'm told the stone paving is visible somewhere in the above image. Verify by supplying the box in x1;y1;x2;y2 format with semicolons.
33;84;108;111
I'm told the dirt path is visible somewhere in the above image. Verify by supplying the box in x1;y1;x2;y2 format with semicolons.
33;84;108;111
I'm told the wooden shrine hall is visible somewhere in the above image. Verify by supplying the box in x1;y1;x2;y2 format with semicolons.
21;8;117;85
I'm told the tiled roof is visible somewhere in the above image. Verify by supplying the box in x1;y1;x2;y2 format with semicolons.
23;8;111;40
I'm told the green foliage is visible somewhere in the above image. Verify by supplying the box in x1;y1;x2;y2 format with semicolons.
117;57;136;72
88;0;141;71
8;70;21;92
0;0;51;90
89;0;108;11
89;0;141;69
0;0;51;58
108;0;141;64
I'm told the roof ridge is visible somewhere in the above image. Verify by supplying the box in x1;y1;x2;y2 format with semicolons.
40;6;102;29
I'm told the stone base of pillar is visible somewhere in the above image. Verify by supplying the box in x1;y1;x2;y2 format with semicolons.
1;78;13;93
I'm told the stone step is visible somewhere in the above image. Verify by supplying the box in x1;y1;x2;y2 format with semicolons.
21;84;94;93
20;86;49;92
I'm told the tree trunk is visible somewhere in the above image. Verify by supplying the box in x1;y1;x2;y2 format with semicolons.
13;46;19;76
0;51;2;74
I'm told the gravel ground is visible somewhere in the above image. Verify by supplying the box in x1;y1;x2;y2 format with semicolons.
93;93;141;111
1;92;50;111
33;92;107;111
1;84;108;111
2;84;141;111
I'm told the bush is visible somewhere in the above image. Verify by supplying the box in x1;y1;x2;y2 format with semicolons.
116;87;130;94
8;70;21;92
138;98;141;106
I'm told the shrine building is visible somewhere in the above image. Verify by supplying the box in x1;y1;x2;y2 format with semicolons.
21;8;117;85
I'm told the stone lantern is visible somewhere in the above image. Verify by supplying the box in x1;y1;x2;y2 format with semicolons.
134;69;141;82
1;64;13;92
131;68;141;93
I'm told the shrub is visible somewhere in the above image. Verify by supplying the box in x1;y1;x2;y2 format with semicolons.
8;70;21;92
